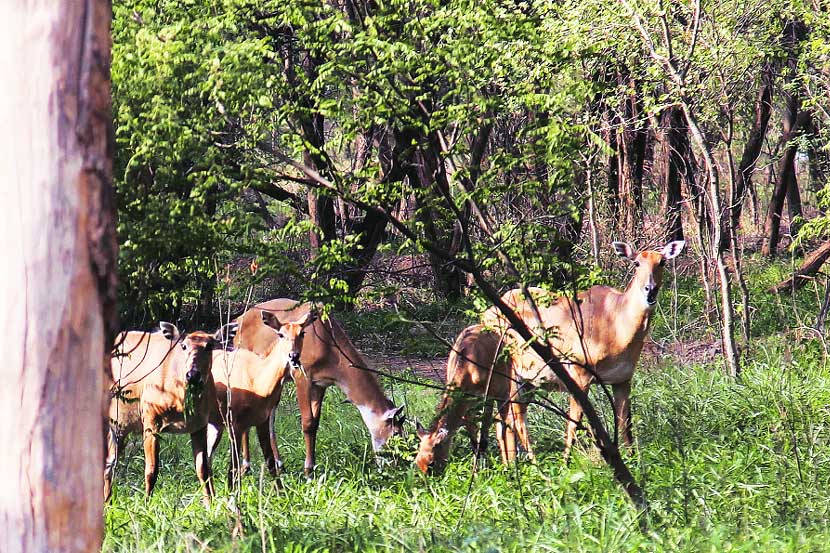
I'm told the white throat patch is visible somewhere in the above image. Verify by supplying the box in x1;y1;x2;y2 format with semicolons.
356;404;386;451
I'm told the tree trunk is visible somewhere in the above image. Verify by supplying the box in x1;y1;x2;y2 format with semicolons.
762;20;807;257
680;103;741;377
606;108;621;225
618;76;646;233
341;210;388;294
655;107;686;242
637;14;740;376
762;93;804;256
804;115;829;196
768;240;830;294
401;126;467;302
0;1;117;551
723;64;773;251
415;142;466;301
304;112;337;253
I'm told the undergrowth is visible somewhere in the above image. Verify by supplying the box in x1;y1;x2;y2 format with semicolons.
104;254;830;552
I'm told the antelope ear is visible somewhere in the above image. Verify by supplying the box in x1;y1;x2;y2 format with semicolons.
416;421;428;438
661;240;686;260
261;310;282;331
213;322;238;350
612;241;636;261
383;405;405;422
297;310;317;328
159;321;180;342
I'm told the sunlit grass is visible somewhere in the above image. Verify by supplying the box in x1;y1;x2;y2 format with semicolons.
104;258;830;552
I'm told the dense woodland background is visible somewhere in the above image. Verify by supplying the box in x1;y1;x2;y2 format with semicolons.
104;0;830;550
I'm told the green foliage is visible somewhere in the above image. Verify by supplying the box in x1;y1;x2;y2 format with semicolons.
113;0;279;324
108;0;830;549
113;0;596;321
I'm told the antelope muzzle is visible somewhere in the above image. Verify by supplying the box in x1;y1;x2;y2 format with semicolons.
186;367;202;386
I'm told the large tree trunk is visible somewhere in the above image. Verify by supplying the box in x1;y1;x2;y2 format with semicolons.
0;1;117;551
655;107;686;242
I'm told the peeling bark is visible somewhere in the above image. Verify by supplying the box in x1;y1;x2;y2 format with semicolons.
0;1;116;551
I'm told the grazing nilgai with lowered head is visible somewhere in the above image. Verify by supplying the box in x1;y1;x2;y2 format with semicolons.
482;240;685;457
415;325;532;474
105;321;237;504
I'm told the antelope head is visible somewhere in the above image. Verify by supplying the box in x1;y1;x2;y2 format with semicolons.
414;421;448;474
613;240;685;308
260;310;316;373
160;321;238;386
367;403;406;451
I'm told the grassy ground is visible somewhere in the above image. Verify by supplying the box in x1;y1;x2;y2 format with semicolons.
104;256;830;552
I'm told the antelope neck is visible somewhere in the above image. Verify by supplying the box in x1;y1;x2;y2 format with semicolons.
251;338;293;397
620;282;655;333
337;359;391;415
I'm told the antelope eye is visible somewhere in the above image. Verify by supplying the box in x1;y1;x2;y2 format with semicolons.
633;261;640;267
179;343;187;351
278;332;285;339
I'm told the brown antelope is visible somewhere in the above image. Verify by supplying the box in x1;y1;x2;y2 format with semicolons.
415;325;532;474
233;298;405;475
482;240;685;458
104;322;237;504
207;310;315;487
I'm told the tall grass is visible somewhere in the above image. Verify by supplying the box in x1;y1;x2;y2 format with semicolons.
105;255;830;551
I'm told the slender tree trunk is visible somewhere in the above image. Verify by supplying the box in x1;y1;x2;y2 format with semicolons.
0;1;118;550
680;105;740;376
724;119;752;345
804;116;829;196
762;93;804;256
618;76;646;233
415;140;466;301
341;210;388;294
304;112;337;253
723;64;773;251
628;1;740;376
398;123;467;302
656;106;712;315
762;20;807;257
606;108;621;224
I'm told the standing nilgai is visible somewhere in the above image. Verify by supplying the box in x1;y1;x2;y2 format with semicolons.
233;298;405;476
105;322;237;504
482;240;685;458
207;310;316;488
